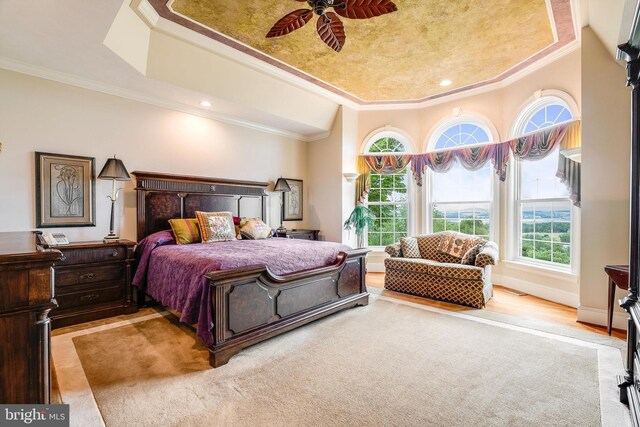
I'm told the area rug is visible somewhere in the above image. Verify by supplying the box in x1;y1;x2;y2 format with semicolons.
52;296;629;427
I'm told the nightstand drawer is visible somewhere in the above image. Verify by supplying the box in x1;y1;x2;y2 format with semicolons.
294;232;314;240
55;264;125;287
56;246;126;266
56;284;123;310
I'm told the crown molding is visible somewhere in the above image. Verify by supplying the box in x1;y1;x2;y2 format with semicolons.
0;56;328;142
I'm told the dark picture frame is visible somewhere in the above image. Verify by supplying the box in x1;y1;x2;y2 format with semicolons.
35;152;96;227
282;178;303;221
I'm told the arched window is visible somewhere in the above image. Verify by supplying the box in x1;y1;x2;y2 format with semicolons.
426;117;497;240
513;96;575;267
363;130;412;248
434;122;492;150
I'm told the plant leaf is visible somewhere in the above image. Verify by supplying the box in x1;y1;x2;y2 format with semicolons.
266;9;313;38
333;0;398;19
316;12;346;52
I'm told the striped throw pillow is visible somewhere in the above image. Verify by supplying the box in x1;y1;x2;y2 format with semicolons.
168;218;201;244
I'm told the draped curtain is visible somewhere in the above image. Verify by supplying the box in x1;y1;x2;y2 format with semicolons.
355;120;581;207
355;156;371;206
363;155;412;174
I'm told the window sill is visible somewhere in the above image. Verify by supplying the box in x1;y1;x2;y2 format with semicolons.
500;259;577;281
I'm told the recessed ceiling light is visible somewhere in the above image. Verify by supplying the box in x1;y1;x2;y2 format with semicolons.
200;100;211;107
439;80;452;87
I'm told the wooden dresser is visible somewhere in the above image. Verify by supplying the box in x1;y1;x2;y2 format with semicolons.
277;229;320;240
0;231;61;403
50;240;137;328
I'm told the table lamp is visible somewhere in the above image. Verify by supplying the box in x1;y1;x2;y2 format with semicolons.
273;177;291;234
98;156;130;242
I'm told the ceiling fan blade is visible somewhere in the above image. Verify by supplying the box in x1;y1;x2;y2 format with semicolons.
266;9;313;38
316;12;346;52
333;0;398;19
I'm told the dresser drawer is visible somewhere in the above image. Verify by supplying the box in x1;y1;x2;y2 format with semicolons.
55;284;123;311
55;264;125;287
56;246;126;266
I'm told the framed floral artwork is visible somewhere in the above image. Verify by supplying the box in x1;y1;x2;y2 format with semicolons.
282;178;303;221
35;152;96;227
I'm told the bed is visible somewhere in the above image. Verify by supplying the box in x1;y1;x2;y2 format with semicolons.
132;171;369;367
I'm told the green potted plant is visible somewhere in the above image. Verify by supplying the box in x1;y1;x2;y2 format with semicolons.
344;205;376;248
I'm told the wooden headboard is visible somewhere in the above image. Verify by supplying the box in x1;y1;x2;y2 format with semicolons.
133;171;269;242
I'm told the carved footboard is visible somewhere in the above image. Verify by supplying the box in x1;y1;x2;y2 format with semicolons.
205;248;369;367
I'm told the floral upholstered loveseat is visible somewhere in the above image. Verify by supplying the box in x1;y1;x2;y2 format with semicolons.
384;232;499;308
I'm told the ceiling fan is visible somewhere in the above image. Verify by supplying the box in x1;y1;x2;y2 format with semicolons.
266;0;398;53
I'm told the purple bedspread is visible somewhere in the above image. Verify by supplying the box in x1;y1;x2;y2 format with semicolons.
132;231;351;346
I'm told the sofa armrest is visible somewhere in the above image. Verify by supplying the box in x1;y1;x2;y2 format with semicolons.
385;242;402;258
475;242;498;268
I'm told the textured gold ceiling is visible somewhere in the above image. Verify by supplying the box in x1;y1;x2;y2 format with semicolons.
169;0;555;102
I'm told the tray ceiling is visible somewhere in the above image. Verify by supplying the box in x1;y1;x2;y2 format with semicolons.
150;0;576;104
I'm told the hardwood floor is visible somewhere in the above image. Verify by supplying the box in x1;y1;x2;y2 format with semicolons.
366;272;627;340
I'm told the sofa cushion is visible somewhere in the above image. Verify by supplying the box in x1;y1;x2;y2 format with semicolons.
400;237;421;258
416;233;462;264
425;261;484;280
437;232;481;259
385;257;430;273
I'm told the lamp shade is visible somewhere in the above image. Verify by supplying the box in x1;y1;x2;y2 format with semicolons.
274;177;291;192
98;157;130;181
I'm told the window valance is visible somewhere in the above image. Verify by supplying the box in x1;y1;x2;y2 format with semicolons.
356;120;581;206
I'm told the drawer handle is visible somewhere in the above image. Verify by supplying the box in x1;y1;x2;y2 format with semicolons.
59;255;67;262
110;250;119;257
80;294;100;302
80;273;96;280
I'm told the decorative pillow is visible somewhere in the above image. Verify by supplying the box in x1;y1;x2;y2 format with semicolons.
400;237;421;258
437;232;479;259
239;217;260;227
168;218;201;245
461;241;485;265
195;211;236;243
240;219;273;240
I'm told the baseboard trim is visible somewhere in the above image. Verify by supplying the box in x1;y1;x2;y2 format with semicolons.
492;272;579;308
577;305;628;331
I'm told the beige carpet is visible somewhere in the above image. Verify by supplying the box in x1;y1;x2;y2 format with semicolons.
59;297;627;427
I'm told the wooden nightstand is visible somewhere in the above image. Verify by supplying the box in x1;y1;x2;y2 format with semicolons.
50;240;137;329
276;229;320;240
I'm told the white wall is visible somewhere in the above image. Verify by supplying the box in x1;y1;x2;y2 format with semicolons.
0;69;309;242
578;26;631;328
307;108;344;243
